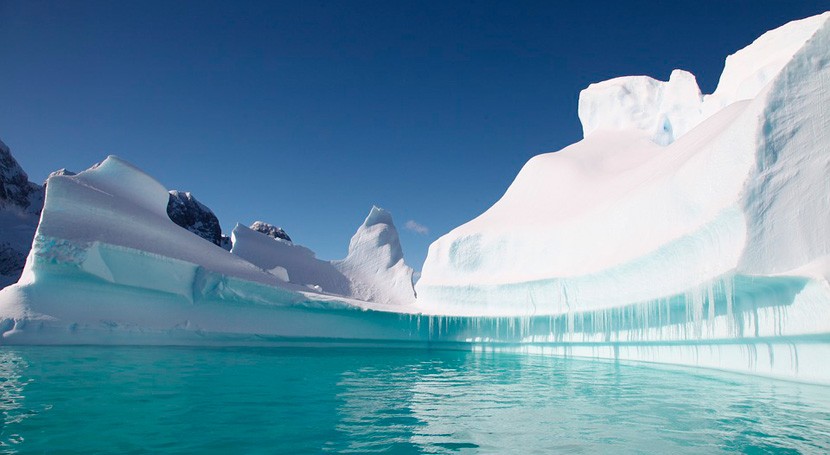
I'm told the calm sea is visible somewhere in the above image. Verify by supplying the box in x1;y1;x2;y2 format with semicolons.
0;346;827;453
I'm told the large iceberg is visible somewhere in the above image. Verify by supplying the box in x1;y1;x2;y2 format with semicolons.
0;13;828;383
417;12;830;317
411;13;830;381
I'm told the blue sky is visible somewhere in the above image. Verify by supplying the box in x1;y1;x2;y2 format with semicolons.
1;0;827;269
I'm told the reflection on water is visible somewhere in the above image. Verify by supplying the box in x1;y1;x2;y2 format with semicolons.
0;351;33;451
0;346;828;453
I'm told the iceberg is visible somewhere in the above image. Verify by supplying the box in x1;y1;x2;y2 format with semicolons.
0;13;828;384
411;13;830;382
417;12;830;317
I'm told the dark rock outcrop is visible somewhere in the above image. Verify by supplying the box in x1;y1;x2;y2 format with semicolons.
250;221;292;243
166;191;223;246
0;139;43;287
0;139;43;215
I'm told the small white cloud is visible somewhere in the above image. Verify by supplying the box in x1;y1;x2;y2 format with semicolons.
404;220;429;235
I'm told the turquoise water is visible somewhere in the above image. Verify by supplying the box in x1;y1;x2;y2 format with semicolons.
0;347;828;453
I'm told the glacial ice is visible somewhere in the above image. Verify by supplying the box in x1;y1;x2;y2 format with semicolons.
0;13;828;384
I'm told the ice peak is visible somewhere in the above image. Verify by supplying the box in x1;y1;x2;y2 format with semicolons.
334;206;415;304
363;205;394;228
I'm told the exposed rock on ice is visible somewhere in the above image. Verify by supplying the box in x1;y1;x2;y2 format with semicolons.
0;139;43;287
0;139;42;216
167;190;223;246
249;221;292;242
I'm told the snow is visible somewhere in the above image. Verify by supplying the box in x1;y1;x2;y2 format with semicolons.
578;12;830;146
579;70;704;145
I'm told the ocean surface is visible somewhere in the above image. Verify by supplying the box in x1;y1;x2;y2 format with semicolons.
0;346;828;454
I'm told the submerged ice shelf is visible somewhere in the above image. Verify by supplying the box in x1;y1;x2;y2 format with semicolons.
1;13;830;384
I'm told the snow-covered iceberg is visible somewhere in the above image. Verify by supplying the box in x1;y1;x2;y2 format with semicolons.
0;13;829;384
417;12;830;317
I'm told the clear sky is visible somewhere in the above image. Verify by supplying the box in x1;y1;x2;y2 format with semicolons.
1;0;827;269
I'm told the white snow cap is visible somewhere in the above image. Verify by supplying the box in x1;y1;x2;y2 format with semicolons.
578;12;830;145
